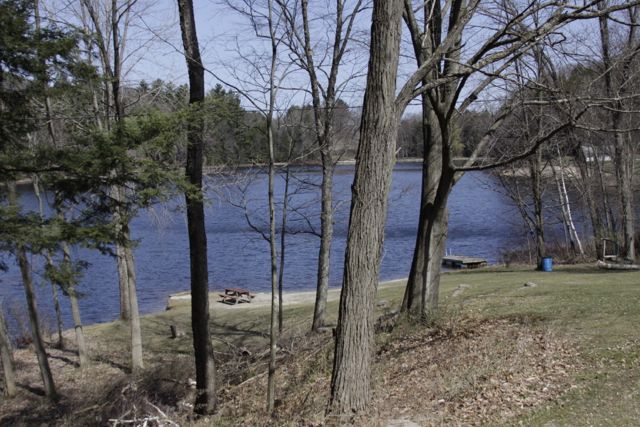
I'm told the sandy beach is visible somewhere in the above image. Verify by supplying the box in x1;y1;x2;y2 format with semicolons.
165;278;408;310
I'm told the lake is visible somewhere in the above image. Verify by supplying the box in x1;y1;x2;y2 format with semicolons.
1;163;586;330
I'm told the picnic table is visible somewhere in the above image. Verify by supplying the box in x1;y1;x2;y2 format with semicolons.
219;287;255;305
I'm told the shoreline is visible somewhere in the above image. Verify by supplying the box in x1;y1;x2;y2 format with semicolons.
165;278;408;311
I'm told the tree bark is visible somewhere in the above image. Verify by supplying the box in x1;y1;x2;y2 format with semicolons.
60;241;89;367
530;151;546;269
575;139;605;258
598;4;637;261
8;183;58;401
422;204;448;316
115;238;131;321
552;154;584;256
18;244;58;401
0;309;16;398
32;177;65;349
402;97;441;315
177;0;217;415
278;162;291;334
123;228;143;372
330;0;403;413
400;0;463;319
312;161;334;331
614;130;635;260
265;0;279;413
34;1;65;350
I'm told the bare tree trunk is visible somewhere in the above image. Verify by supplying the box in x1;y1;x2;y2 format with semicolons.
598;3;637;261
278;163;291;334
123;230;143;372
575;140;605;258
266;0;279;413
8;183;58;401
32;177;64;349
285;0;363;332
330;0;403;413
115;236;131;321
614;132;636;260
312;161;334;331
266;115;278;414
552;154;584;256
402;97;440;315
111;185;141;369
81;0;134;321
423;205;448;316
47;260;64;348
33;1;65;350
593;146;616;233
177;0;217;415
60;241;89;367
0;309;16;398
530;152;546;269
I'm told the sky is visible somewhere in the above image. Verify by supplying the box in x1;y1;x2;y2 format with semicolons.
42;0;607;116
88;0;373;113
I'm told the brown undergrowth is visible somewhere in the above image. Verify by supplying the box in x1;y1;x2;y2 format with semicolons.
0;311;580;426
213;312;580;426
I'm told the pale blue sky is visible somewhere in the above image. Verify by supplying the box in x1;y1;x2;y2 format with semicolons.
43;0;604;116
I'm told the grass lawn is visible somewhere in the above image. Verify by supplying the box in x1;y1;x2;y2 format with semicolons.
1;264;638;425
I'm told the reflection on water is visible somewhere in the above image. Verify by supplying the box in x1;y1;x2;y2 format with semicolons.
0;164;582;328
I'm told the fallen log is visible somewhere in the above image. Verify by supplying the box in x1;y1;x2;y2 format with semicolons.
596;260;640;271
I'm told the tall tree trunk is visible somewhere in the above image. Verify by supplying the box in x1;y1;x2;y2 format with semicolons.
422;204;448;317
593;146;615;233
266;0;279;413
266;114;278;414
60;241;89;367
530;152;546;269
32;177;64;349
8;183;58;401
278;163;291;334
312;160;334;331
330;0;403;413
294;0;363;332
177;0;217;415
81;0;135;321
123;230;143;372
112;187;131;321
33;0;65;350
0;309;16;398
552;155;584;256
614;131;636;260
598;4;636;261
116;248;131;320
576;141;605;258
402;97;441;314
111;185;142;370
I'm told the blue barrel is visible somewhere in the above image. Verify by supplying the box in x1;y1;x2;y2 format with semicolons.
541;257;553;272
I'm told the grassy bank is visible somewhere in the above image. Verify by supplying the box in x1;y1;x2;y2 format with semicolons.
1;265;638;425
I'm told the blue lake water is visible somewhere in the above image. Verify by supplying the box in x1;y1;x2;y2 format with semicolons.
0;164;586;330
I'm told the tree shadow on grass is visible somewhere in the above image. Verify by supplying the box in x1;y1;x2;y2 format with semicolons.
17;382;45;396
48;354;80;368
90;354;131;374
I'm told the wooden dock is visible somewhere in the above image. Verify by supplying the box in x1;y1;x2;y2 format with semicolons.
442;256;487;269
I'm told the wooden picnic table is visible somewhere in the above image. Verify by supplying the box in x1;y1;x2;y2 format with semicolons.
219;287;255;305
442;255;487;269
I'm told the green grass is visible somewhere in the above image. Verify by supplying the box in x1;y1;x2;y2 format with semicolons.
83;265;640;425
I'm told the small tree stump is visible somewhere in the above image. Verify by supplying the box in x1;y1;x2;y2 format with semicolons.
169;325;184;339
